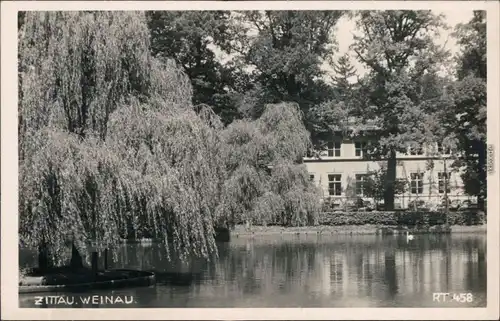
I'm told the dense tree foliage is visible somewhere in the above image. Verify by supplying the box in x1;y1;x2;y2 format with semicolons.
19;11;221;264
349;10;450;210
19;12;320;265
330;53;358;98
450;11;487;209
306;54;363;148
224;11;343;120
455;11;486;81
146;11;246;124
419;11;487;210
219;103;321;227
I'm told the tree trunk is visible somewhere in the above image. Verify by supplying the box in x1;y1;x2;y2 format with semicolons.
384;149;397;210
91;251;99;280
37;243;52;272
70;242;84;270
104;248;109;270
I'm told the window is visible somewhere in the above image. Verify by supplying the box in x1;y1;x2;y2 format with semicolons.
355;142;367;157
438;172;451;194
328;174;342;196
409;145;424;155
327;142;341;157
309;174;315;182
410;173;424;194
437;143;451;155
355;174;368;196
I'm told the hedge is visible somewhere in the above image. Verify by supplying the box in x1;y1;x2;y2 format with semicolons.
318;210;485;227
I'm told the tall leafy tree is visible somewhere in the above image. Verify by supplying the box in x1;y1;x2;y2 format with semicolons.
18;11;226;266
228;11;343;120
147;11;246;125
455;11;486;81
330;53;358;98
218;103;321;228
450;11;487;209
350;10;449;210
306;53;362;149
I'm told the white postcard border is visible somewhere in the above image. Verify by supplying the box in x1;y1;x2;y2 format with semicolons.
1;1;498;320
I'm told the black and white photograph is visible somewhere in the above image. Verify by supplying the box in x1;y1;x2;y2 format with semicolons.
1;1;499;320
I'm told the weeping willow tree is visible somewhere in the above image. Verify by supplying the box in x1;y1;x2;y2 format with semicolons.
218;103;321;227
19;11;226;267
19;12;322;270
106;101;227;260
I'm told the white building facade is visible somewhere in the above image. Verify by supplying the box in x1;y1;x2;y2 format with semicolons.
304;136;473;209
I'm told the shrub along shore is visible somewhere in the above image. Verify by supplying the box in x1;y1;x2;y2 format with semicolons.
138;210;485;241
227;209;486;236
231;223;486;237
317;209;485;226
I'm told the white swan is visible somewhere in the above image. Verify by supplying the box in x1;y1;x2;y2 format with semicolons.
406;231;414;242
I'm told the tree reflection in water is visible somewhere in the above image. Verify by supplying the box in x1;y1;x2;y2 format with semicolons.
19;234;487;307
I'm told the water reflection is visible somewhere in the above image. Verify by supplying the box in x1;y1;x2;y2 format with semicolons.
19;234;486;308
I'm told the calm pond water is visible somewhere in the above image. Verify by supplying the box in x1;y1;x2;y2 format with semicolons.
19;233;486;308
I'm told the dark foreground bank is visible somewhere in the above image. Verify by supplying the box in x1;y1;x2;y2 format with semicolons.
19;266;155;293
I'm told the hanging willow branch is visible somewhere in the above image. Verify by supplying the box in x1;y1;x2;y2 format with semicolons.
19;12;322;265
219;103;321;227
19;12;219;263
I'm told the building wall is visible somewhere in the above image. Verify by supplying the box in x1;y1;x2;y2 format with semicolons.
304;139;472;209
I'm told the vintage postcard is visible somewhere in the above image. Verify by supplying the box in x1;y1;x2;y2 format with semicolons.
1;1;499;320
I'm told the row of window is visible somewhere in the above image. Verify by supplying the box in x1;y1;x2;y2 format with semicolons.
409;172;451;195
309;172;452;196
317;142;452;158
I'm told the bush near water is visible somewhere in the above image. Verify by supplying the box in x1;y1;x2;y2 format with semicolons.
318;210;486;227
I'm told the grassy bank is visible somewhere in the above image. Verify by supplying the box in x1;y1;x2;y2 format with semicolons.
231;224;486;237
